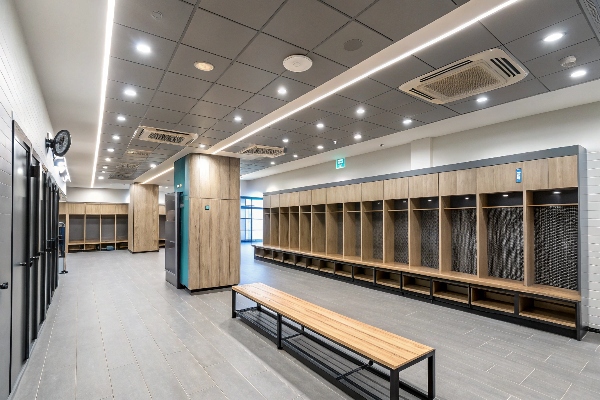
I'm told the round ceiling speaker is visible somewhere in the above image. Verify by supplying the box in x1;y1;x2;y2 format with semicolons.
560;55;577;68
344;39;363;52
283;55;313;72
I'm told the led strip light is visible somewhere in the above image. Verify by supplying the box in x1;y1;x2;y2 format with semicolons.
142;166;174;184
211;0;520;154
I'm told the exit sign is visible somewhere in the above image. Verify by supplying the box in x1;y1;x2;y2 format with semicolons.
336;158;345;169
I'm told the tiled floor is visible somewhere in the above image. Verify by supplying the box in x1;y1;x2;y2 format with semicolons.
10;244;600;400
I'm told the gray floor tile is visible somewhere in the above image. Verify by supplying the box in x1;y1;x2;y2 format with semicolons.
189;385;229;399
110;363;151;400
165;350;216;395
206;361;265;400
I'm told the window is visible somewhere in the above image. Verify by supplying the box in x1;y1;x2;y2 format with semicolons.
240;196;263;242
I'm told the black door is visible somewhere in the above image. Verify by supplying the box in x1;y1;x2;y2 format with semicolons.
28;159;40;344
38;172;47;324
11;136;29;390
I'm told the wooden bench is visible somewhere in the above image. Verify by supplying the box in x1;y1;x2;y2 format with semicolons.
232;283;435;400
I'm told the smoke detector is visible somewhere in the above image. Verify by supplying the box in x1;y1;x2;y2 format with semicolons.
399;48;528;104
283;55;312;72
134;126;198;146
560;55;577;68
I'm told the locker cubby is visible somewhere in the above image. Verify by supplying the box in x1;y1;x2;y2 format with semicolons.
384;199;409;265
271;208;280;247
296;256;309;268
289;207;300;250
375;271;400;289
307;258;323;271
518;296;576;327
432;281;469;304
353;266;373;282
101;215;116;242
116;215;128;241
321;261;335;274
264;249;273;259
255;247;265;258
263;210;271;246
69;215;85;243
311;209;326;253
299;206;312;252
362;201;383;262
326;204;343;256
272;250;283;262
279;207;290;248
471;288;515;313
402;275;431;296
85;215;101;243
335;263;353;278
412;197;439;269
443;195;477;275
344;203;361;258
282;252;295;265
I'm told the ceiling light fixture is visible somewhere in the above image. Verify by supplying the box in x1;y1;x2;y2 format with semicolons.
502;194;509;197
200;144;206;148
150;163;157;168
194;61;214;71
107;148;114;152
293;154;298;158
316;123;325;128
101;171;106;174
98;176;105;180
317;145;324;150
270;161;275;165
553;191;561;194
142;166;174;184
282;138;289;143
357;107;365;115
477;96;488;103
211;0;521;154
102;166;108;169
90;0;116;187
105;157;111;162
124;89;137;97
571;69;587;78
117;115;126;121
465;197;469;200
136;43;151;54
354;133;362;139
543;32;564;42
403;119;412;125
112;135;120;140
234;116;242;122
278;87;287;95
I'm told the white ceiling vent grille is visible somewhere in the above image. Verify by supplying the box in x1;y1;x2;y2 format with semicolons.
399;49;528;104
134;126;198;146
579;0;600;40
238;144;286;159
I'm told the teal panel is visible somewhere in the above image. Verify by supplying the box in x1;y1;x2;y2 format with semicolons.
174;156;189;286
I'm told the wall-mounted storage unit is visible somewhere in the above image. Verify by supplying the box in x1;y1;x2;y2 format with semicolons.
259;148;586;339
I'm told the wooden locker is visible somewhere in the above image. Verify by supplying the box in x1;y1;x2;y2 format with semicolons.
361;181;383;201
409;174;438;198
549;155;578;188
312;188;327;205
383;177;409;199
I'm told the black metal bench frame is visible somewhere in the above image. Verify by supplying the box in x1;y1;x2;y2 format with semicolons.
232;289;435;400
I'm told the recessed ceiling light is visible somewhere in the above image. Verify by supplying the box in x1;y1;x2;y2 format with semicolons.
101;171;106;174
98;176;104;180
124;89;136;97
571;69;587;78
112;135;120;140
477;97;488;103
316;123;324;128
102;166;108;169
234;116;242;122
150;163;157;168
293;154;298;158
403;119;412;125
105;158;111;162
356;107;365;115
136;43;151;54
270;161;275;165
502;194;509;197
107;148;114;152
317;145;324;150
278;87;287;95
543;32;564;42
354;133;362;140
200;144;206;148
282;138;289;143
553;191;561;194
194;61;214;71
117;115;126;121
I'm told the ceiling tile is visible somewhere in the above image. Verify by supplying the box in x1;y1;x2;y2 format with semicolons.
315;128;354;141
188;101;234;120
196;136;222;147
108;58;164;89
159;72;212;99
293;124;333;137
104;98;148;118
312;94;356;113
291;107;332;124
140;118;178;130
314;21;392;68
106;80;155;105
364;111;407;130
282;53;348;86
199;0;285;30
365;90;415;111
182;10;257;59
177;123;208;135
217;62;278;93
414;23;502;69
144;107;186;123
392;99;436;117
298;136;333;149
279;130;313;143
202;84;254;107
505;14;595;63
263;0;349;50
254;127;287;139
446;77;548;114
358;0;455;41
337;78;390;102
481;0;581;44
335;104;380;120
270;118;306;132
240;94;286;114
105;112;140;129
110;24;177;70
250;135;289;147
371;56;434;89
167;44;231;81
181;114;218;129
203;129;232;140
102;123;137;137
524;38;600;78
412;106;459;124
538;59;600;91
210;120;245;134
236;33;306;75
258;77;314;101
101;131;133;144
338;120;380;133
318;113;356;129
222;109;265;125
362;126;396;139
114;0;194;41
321;0;374;17
150;91;197;112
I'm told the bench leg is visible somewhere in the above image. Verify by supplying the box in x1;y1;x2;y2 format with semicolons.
276;314;283;350
390;368;399;400
428;353;435;399
231;290;236;318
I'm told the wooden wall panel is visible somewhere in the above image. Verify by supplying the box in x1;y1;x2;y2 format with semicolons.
115;204;128;214
100;204;116;214
524;159;549;191
439;171;457;196
68;203;86;214
362;181;383;202
312;188;327;204
86;204;101;214
409;174;438;198
279;192;290;207
383;178;409;200
549;155;578;188
59;202;67;214
456;169;477;194
288;191;300;206
189;154;239;199
326;186;341;204
343;184;362;203
229;158;240;199
270;194;280;208
476;166;495;193
299;190;311;205
263;195;271;208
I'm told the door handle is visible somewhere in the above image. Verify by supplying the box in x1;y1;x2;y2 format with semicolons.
31;256;40;260
0;282;8;290
17;262;27;266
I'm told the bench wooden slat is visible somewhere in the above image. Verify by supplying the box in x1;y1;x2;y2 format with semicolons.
234;283;433;369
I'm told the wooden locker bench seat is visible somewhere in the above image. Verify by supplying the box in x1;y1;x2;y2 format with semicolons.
232;283;435;400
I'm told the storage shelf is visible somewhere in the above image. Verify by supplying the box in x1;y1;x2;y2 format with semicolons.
520;309;576;327
444;207;476;210
388;209;408;212
482;205;523;209
472;299;513;313
377;278;400;288
528;203;578;207
403;284;430;295
413;208;439;211
434;291;469;304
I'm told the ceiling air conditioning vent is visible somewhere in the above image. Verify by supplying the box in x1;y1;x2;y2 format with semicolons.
134;126;198;146
108;163;139;180
579;0;600;41
399;48;528;104
238;145;286;159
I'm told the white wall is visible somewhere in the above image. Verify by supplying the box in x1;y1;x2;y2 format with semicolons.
0;0;63;192
243;101;600;330
66;187;129;203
